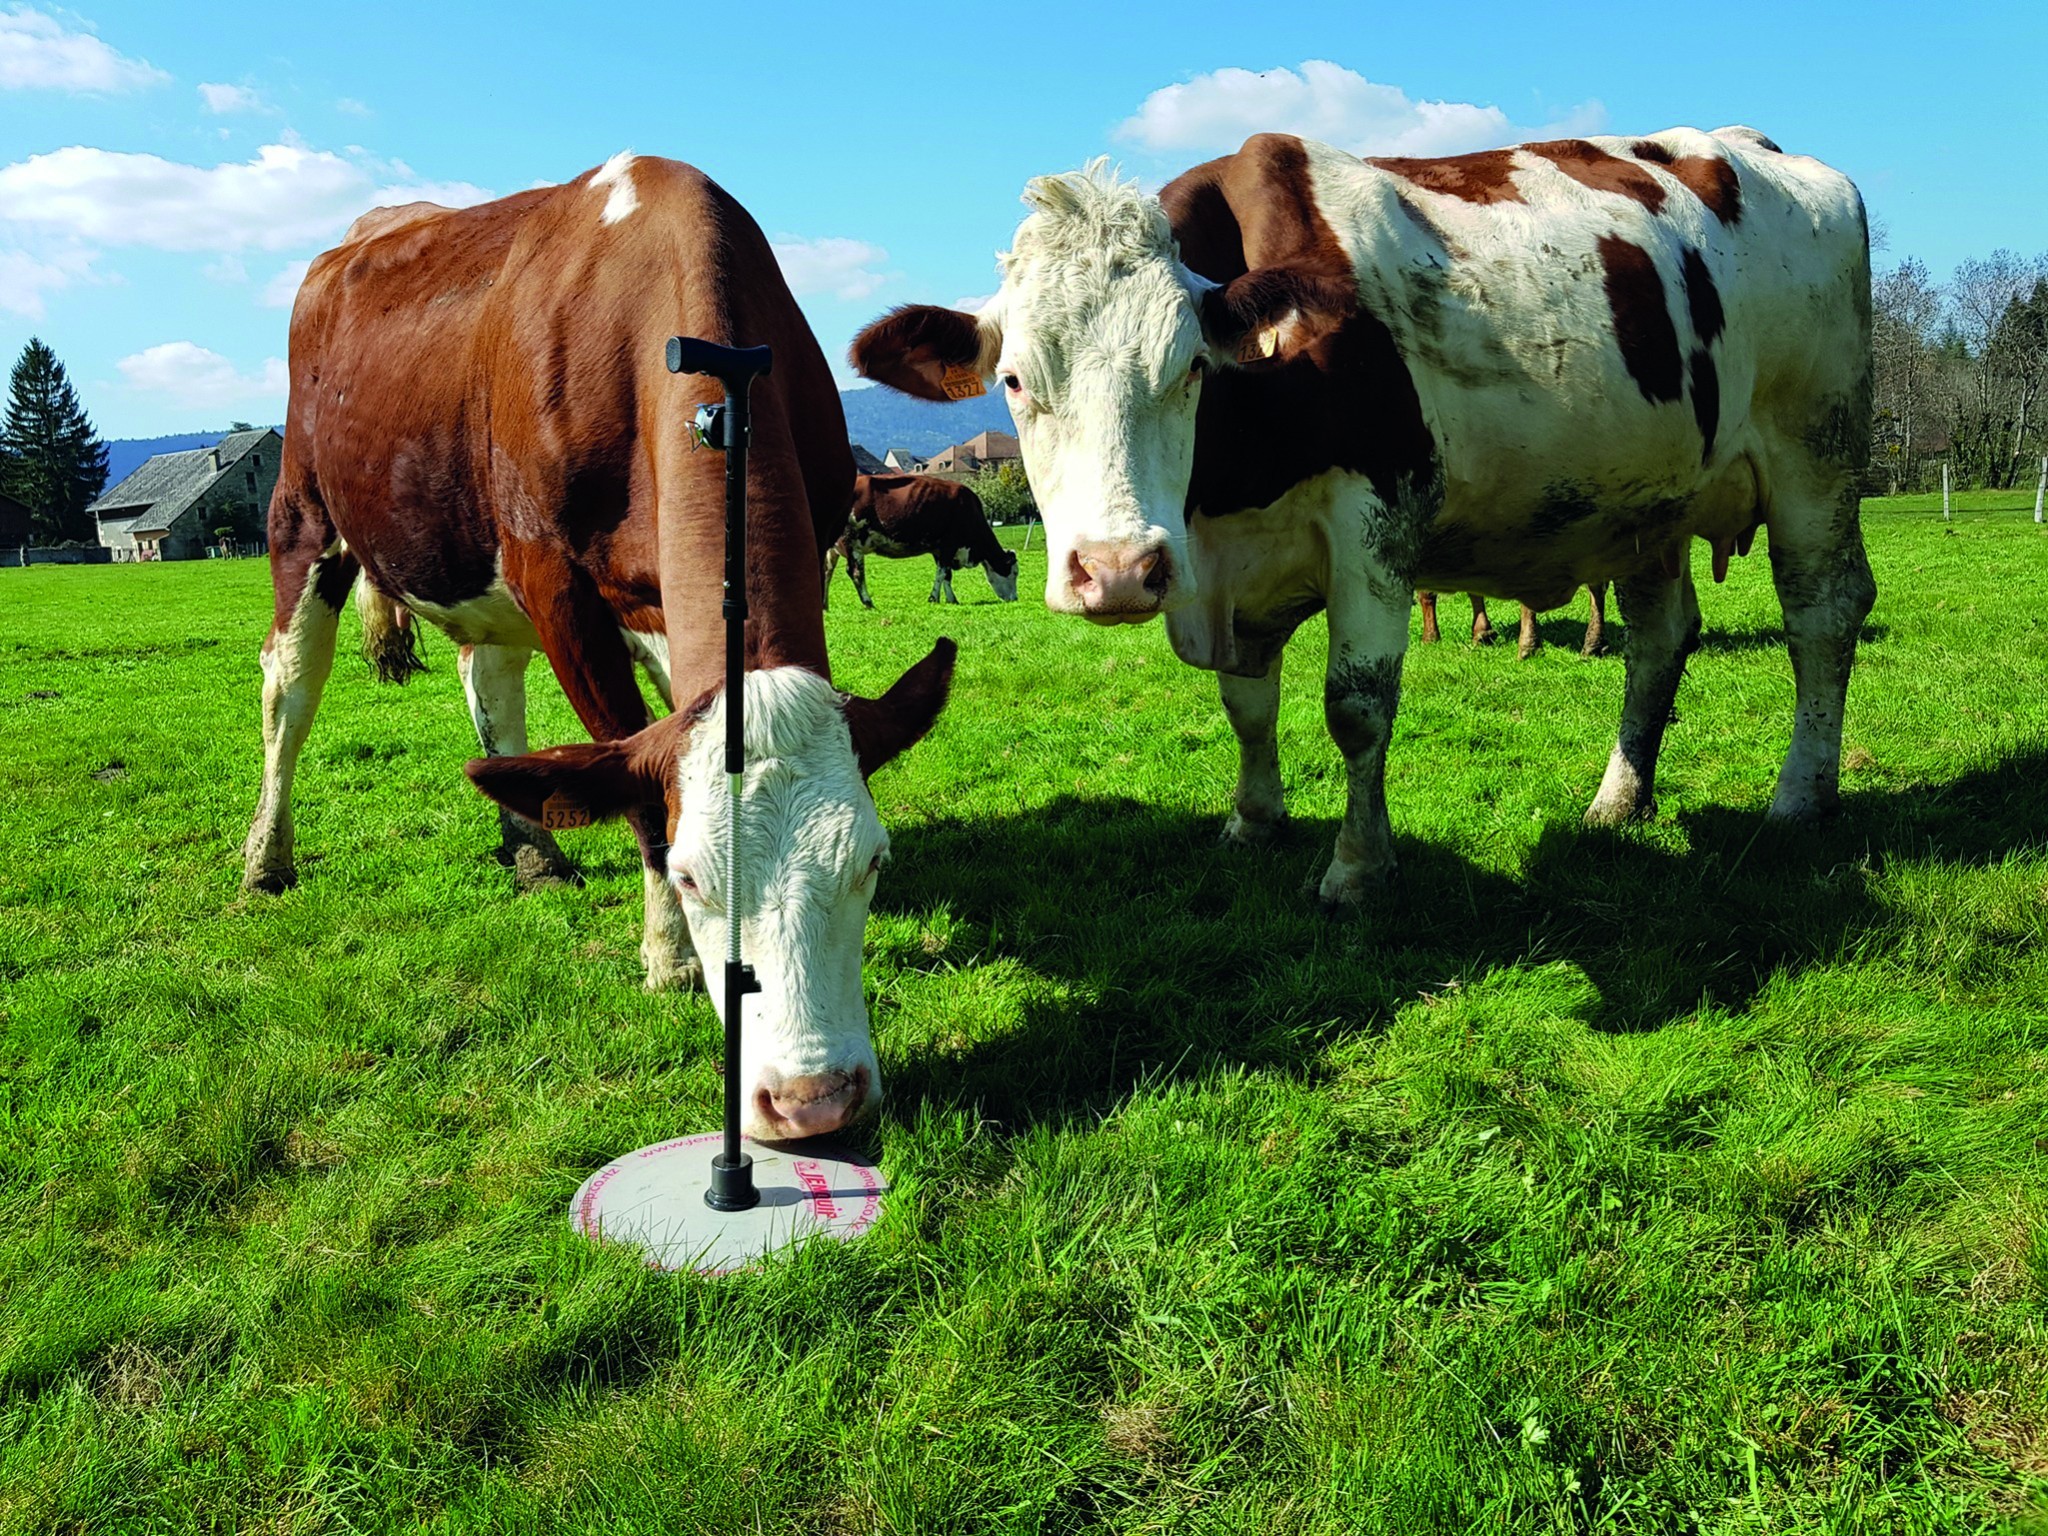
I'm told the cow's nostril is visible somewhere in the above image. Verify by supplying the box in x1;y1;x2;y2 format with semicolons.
1143;552;1172;595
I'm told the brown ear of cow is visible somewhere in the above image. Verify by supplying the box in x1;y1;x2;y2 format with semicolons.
843;638;958;778
464;714;684;827
850;305;987;402
1199;267;1357;358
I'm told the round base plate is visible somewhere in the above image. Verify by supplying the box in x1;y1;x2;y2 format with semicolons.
569;1132;884;1274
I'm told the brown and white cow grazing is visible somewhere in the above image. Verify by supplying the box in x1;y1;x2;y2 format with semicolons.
242;153;956;1139
853;128;1873;908
824;472;1021;608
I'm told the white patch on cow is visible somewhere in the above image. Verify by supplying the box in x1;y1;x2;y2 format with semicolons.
456;642;534;758
401;559;540;649
619;625;672;709
665;667;886;1139
590;150;638;225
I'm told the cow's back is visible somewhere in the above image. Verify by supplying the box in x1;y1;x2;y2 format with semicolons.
1190;129;1868;604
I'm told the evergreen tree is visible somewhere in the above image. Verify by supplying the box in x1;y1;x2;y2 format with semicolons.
1;339;110;543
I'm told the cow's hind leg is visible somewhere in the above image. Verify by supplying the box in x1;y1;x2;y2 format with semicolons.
1469;595;1495;646
1764;487;1875;821
849;549;874;609
242;526;355;893
1585;566;1701;824
1320;579;1410;909
458;642;577;888
1417;591;1441;643
1219;654;1287;845
1517;604;1541;661
1581;582;1611;657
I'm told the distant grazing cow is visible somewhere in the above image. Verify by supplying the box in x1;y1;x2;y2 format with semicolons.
243;153;956;1139
825;473;1020;608
1418;584;1610;658
853;128;1873;909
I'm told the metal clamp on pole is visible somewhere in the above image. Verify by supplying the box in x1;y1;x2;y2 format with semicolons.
667;334;773;1214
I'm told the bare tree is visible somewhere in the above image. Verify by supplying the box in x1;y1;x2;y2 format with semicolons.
1872;259;1943;491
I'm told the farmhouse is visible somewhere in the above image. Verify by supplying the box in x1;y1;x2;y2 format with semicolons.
850;443;888;474
883;447;925;472
90;428;281;561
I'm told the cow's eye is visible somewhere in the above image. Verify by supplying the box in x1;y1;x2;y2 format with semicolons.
1188;355;1208;379
1001;373;1022;394
674;870;700;896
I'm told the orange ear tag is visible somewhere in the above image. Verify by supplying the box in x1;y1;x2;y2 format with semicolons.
541;793;593;830
939;365;986;401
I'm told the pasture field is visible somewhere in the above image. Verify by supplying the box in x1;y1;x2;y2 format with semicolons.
3;500;2047;1535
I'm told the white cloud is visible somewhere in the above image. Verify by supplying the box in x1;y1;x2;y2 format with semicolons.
0;243;93;317
0;141;494;253
771;235;890;301
198;81;264;114
261;257;309;308
202;253;247;284
335;96;371;116
117;342;288;408
1116;61;1603;159
951;292;994;313
0;5;165;93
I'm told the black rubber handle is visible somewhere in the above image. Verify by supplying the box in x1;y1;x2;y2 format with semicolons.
666;336;772;385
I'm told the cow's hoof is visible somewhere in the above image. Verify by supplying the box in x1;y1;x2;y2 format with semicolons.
642;954;704;993
509;843;581;891
242;864;296;895
1472;630;1496;647
1581;639;1610;658
1313;859;1393;911
1517;640;1540;661
1221;811;1286;847
1765;792;1833;825
1584;795;1655;827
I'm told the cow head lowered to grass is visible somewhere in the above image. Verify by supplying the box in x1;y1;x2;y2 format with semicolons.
465;643;955;1141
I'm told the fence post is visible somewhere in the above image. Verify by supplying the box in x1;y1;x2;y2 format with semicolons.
1941;462;1951;522
2035;456;2045;525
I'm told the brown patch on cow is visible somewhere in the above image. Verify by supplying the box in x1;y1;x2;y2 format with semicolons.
1524;139;1668;215
1161;137;1436;522
1680;249;1724;343
1598;236;1683;404
1631;140;1676;165
1664;155;1743;224
1366;149;1526;206
1165;136;1359;357
1689;348;1720;463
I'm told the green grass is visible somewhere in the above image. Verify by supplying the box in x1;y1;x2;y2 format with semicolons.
2;500;2046;1534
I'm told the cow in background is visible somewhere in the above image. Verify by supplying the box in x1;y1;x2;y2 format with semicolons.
1418;584;1611;658
825;473;1020;609
244;154;956;1140
852;128;1873;911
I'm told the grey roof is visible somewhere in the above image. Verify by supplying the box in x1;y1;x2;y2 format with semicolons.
849;443;888;474
90;429;278;535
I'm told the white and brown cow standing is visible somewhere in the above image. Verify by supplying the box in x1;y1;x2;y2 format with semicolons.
854;129;1873;908
824;473;1021;609
242;154;956;1139
1417;584;1610;658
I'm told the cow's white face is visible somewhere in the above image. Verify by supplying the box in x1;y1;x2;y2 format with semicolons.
464;646;956;1143
667;670;885;1142
990;247;1211;621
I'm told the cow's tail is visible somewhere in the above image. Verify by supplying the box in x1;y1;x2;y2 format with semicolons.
356;579;426;683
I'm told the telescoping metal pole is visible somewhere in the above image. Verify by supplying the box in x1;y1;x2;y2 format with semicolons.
665;334;773;1213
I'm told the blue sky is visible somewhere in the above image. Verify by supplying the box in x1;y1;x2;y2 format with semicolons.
2;0;2043;438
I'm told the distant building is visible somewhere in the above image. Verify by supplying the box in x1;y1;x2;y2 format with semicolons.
850;443;888;474
90;428;282;561
960;430;1020;465
883;447;925;473
920;428;1024;481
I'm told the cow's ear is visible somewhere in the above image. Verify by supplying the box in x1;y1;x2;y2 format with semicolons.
843;639;957;778
1198;267;1356;361
850;305;1000;403
465;713;685;827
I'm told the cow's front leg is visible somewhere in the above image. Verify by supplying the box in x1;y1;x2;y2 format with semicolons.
1219;654;1286;844
1320;579;1410;909
849;549;874;609
1586;564;1701;824
458;642;577;889
630;807;701;991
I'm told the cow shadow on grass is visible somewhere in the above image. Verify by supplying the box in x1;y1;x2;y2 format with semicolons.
873;742;2048;1132
1511;618;1891;657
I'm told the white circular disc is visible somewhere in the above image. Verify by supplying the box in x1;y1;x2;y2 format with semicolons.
568;1132;885;1274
